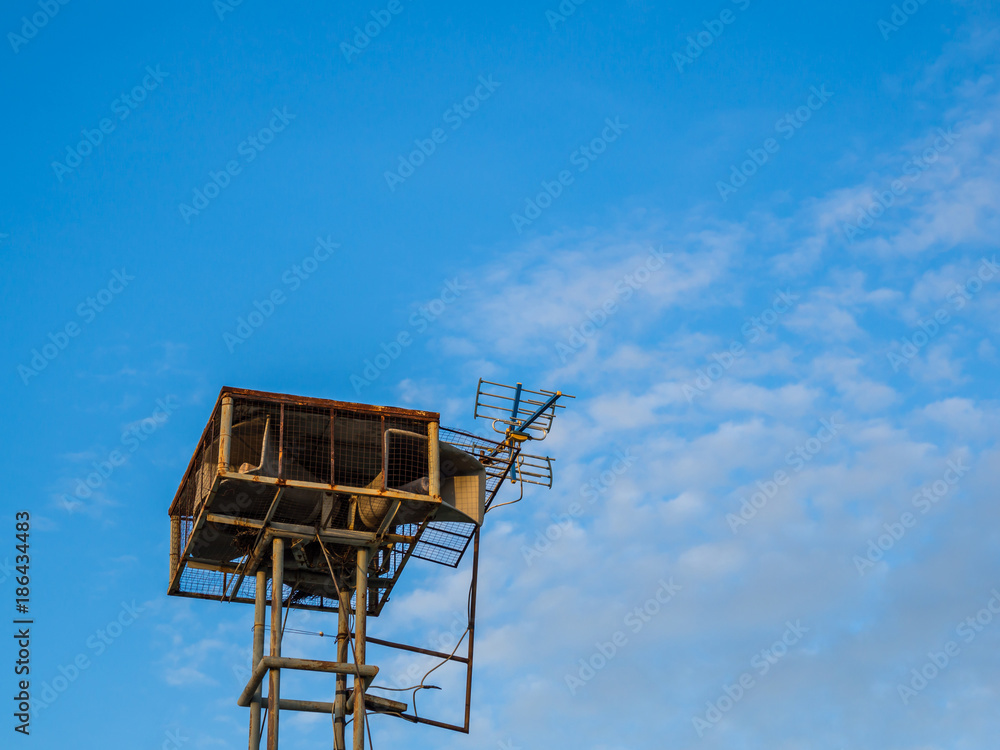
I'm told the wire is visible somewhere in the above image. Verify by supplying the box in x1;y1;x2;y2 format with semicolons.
487;457;525;513
281;580;297;637
409;628;468;721
378;562;475;722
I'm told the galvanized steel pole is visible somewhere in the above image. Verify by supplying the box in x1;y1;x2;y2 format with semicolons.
353;548;369;750
219;395;233;474
333;584;350;750
428;421;440;498
268;538;284;750
250;568;267;750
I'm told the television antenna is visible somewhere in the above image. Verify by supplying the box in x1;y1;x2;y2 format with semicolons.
166;381;572;750
473;379;573;488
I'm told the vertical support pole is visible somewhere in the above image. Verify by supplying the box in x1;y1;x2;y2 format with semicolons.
219;395;234;474
250;569;267;750
427;422;440;498
277;404;285;479
329;409;336;487
352;548;369;750
169;516;180;581
463;528;480;732
333;584;351;750
379;415;386;491
509;382;523;425
267;538;284;750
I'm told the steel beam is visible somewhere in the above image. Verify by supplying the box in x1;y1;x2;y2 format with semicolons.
204;514;415;548
219;470;442;507
238;657;379;708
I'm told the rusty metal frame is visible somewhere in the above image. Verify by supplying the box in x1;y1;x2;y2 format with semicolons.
167;388;444;610
221;385;438;420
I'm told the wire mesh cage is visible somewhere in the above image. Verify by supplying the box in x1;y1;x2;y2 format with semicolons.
167;388;487;615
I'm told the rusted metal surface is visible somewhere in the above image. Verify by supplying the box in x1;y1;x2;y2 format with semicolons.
221;386;439;421
250;694;405;716
238;657;379;708
169;391;481;615
346;690;407;714
219;470;441;503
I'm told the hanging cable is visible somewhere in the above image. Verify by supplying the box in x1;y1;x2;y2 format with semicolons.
487;458;525;513
367;564;475;722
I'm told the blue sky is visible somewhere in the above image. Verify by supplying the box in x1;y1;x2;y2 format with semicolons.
2;0;1000;747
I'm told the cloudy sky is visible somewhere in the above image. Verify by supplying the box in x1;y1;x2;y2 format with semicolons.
2;1;1000;748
